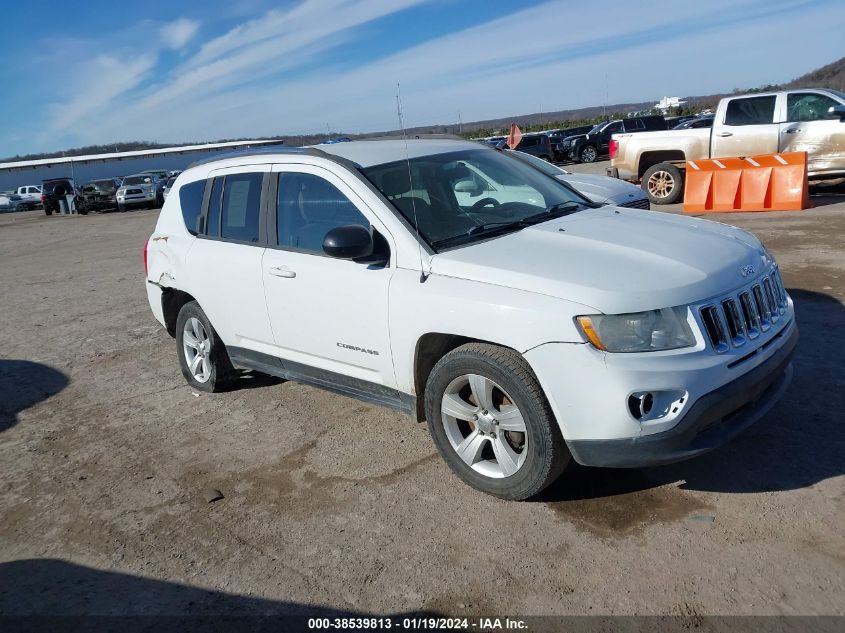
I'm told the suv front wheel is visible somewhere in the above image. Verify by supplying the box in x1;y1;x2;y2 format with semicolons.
425;343;569;500
175;301;236;392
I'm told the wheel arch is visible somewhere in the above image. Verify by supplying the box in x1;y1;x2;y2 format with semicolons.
412;332;522;422
638;150;687;179
161;288;198;338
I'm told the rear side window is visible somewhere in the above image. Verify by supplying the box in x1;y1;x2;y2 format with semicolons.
220;172;263;243
178;179;205;235
622;119;643;132
724;96;776;126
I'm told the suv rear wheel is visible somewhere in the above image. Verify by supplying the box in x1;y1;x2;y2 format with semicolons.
643;162;684;205
424;343;569;500
579;145;598;163
175;301;236;392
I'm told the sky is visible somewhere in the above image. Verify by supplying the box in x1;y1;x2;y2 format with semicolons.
0;0;843;157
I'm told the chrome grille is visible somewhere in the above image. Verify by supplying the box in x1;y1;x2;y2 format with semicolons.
619;198;650;210
738;292;760;339
699;268;788;353
721;298;746;346
700;305;729;353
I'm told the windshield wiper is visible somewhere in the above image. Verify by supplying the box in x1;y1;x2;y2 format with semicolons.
431;201;589;248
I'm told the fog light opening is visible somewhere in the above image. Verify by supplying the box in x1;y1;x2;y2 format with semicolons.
628;392;654;420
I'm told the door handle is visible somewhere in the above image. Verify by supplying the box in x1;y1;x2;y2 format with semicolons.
268;266;296;278
716;132;733;137
784;128;802;134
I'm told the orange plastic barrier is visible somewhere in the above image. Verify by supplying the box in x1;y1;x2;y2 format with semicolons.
683;151;810;213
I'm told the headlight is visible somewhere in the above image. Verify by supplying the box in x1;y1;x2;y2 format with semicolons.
576;307;695;352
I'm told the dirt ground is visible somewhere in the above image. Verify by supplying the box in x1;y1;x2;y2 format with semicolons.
1;171;844;620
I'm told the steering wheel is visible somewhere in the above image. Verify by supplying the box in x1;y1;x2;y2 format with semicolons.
471;197;500;211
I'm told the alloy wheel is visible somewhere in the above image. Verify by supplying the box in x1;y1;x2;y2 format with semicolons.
182;317;212;383
647;170;675;200
441;374;528;478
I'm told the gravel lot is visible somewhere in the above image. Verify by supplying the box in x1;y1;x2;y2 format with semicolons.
1;166;844;619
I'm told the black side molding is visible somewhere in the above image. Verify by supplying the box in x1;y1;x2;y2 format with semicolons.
227;346;416;416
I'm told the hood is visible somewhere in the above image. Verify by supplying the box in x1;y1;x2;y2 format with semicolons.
556;173;645;205
430;207;765;314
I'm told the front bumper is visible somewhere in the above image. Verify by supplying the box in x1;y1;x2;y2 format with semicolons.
566;324;797;467
118;194;156;206
79;197;117;211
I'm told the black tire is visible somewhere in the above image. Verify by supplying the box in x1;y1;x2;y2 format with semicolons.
642;162;684;205
118;203;126;213
175;301;236;393
540;154;552;162
424;343;569;500
579;145;598;163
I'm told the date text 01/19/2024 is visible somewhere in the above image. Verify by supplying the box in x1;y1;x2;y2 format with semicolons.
307;616;528;630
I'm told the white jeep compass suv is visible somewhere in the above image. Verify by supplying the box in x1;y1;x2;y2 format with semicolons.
144;139;797;500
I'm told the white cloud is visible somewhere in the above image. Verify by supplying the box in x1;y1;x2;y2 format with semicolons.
136;0;429;112
160;18;200;50
31;0;845;151
47;54;156;134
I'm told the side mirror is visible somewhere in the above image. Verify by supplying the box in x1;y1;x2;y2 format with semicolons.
454;179;483;196
323;224;374;260
828;104;845;119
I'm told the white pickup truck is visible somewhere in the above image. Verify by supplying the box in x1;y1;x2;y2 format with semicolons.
610;88;845;204
12;185;43;210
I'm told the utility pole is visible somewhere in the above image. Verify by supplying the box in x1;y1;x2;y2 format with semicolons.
603;72;608;119
458;110;462;135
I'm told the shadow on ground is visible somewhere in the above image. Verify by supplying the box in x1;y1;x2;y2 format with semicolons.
0;558;439;631
540;288;845;504
226;370;285;392
0;359;68;432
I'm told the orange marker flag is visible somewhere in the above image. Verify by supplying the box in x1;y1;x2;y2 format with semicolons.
507;122;523;149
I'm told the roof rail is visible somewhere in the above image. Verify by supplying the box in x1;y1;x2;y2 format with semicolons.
188;145;330;168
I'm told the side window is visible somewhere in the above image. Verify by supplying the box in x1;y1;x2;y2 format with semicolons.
604;122;622;134
622;119;643;132
787;92;839;122
220;172;263;243
206;177;222;237
724;96;776;126
178;179;205;236
276;172;369;254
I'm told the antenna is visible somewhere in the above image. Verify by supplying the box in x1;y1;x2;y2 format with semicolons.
396;82;428;282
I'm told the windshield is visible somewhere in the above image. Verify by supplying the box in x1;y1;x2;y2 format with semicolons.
508;150;567;177
361;148;591;249
587;123;603;134
123;176;152;186
90;180;116;190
